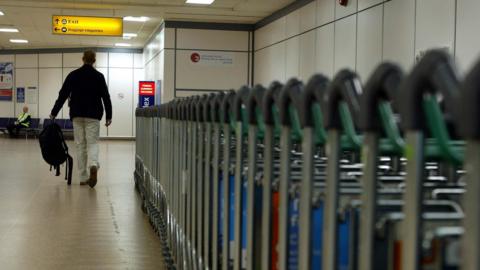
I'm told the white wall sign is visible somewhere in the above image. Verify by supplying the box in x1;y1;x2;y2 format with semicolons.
190;52;234;66
26;86;38;104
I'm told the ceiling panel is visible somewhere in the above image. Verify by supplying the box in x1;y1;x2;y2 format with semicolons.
0;0;295;49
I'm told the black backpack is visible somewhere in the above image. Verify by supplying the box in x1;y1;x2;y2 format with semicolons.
39;122;73;185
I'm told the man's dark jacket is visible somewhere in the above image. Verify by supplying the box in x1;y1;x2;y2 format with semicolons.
51;64;112;120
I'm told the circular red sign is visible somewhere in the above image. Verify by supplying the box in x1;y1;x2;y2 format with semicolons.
191;53;200;63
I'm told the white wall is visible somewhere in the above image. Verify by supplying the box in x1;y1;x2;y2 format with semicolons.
254;0;479;86
0;51;144;138
144;25;251;102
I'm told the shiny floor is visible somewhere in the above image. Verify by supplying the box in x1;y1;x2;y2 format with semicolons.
0;138;164;270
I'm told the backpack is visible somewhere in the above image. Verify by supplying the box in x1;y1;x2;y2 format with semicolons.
39;122;73;185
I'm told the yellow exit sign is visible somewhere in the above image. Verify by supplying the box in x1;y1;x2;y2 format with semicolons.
52;15;123;36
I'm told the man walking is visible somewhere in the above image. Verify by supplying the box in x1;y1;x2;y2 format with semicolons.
50;50;112;188
7;106;31;138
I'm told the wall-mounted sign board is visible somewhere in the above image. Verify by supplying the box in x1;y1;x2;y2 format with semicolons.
52;15;123;36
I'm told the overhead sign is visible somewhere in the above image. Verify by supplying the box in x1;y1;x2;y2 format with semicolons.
52;15;123;36
139;81;155;108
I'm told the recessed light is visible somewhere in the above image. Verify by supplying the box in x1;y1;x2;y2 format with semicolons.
123;33;138;39
186;0;215;4
123;16;149;22
115;43;131;47
0;28;18;33
0;11;4;16
10;39;28;44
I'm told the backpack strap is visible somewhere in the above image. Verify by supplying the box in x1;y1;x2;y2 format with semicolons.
55;165;60;176
66;154;73;185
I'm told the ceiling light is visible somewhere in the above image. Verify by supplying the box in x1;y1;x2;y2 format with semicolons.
0;28;18;33
10;39;28;44
123;33;137;39
123;16;149;22
0;11;4;16
186;0;215;4
115;43;131;47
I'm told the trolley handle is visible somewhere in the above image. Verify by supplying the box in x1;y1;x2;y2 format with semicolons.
177;99;184;121
459;59;480;139
400;49;460;131
278;78;303;126
301;74;330;128
324;69;362;130
360;63;403;131
262;81;283;126
233;86;251;122
211;92;225;123
221;91;236;125
189;96;199;121
203;94;216;122
196;95;208;123
247;85;266;125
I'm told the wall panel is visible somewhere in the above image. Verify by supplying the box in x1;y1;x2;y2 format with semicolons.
39;68;62;119
15;68;38;117
108;68;134;137
176;50;248;91
456;0;480;72
357;4;383;81
285;37;300;79
415;0;455;58
299;30;317;81
334;15;357;73
16;54;38;68
315;24;335;78
177;29;249;51
39;54;62;68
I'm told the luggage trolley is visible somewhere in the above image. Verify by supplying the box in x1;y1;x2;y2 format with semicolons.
298;74;330;270
399;50;464;270
203;94;216;270
357;63;405;270
232;86;251;270
259;82;283;270
322;70;364;270
211;92;225;270
221;91;237;270
188;96;200;270
458;59;480;270
245;85;267;270
276;79;304;270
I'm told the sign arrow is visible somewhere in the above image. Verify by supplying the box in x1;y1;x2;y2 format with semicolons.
54;27;59;32
55;18;59;24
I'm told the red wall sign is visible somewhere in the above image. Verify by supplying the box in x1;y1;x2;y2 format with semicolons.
139;81;155;96
191;52;200;63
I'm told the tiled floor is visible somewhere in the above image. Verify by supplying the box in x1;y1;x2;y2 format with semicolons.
0;138;164;270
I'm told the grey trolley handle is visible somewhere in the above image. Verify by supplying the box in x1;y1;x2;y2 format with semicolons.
298;74;330;270
358;63;404;270
322;69;362;270
457;60;480;270
399;50;460;270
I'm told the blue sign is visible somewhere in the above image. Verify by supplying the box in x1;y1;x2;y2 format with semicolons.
141;96;154;108
16;87;25;103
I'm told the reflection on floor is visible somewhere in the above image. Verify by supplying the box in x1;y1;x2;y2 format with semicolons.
0;138;164;270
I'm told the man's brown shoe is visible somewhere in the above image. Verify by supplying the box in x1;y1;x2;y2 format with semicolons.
80;179;90;186
89;166;98;188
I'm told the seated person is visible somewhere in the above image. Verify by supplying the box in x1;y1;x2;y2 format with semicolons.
7;106;31;138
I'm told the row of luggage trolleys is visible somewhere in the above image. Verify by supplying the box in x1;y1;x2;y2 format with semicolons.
133;50;480;270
